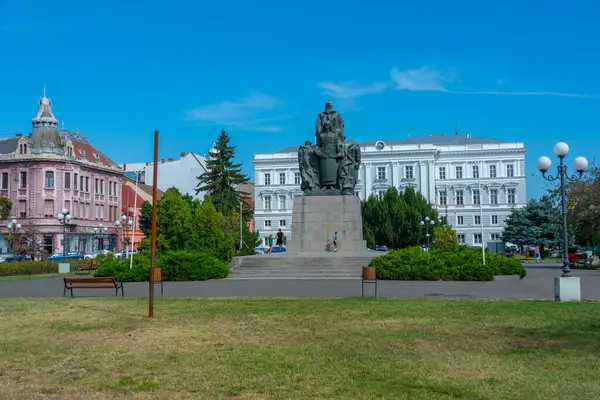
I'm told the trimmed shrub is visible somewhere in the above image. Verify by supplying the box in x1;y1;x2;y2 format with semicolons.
370;245;526;281
94;251;229;282
0;260;82;277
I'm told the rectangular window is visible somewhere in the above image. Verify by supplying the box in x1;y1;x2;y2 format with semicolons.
377;166;387;180
439;167;446;180
108;181;112;196
440;216;447;224
490;189;498;205
355;191;360;197
455;166;463;179
439;190;447;206
294;172;301;185
85;177;89;192
80;176;84;191
378;190;386;198
507;164;514;177
279;219;286;227
43;200;54;217
491;233;501;241
455;190;464;205
95;204;99;219
474;215;481;225
264;173;271;186
19;200;26;218
457;234;466;244
508;188;516;204
1;172;8;190
264;220;271;228
20;172;27;189
264;196;271;210
279;195;286;210
113;182;118;197
74;173;78;190
473;189;480;205
473;233;482;244
100;204;104;219
472;165;479;179
64;172;71;189
44;171;54;188
65;201;70;215
100;180;104;194
95;179;99;193
405;166;414;179
489;165;497;178
457;215;464;225
492;215;499;224
279;172;285;185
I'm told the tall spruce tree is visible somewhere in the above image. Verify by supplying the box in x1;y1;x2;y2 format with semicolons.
196;129;249;216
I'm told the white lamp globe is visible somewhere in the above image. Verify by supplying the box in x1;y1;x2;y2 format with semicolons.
99;224;103;228
57;213;64;221
93;228;98;233
121;215;127;221
61;208;68;215
536;156;552;172
65;215;72;221
128;220;133;226
573;156;588;173
430;220;435;225
420;221;425;225
115;220;121;226
554;142;569;157
16;224;21;229
7;223;12;229
11;218;17;225
425;216;430;221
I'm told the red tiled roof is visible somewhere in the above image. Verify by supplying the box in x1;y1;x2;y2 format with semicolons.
71;140;119;167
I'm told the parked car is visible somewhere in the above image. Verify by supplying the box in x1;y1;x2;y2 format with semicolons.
254;245;270;254
115;249;138;259
48;252;83;261
0;253;31;262
375;245;389;252
83;252;100;260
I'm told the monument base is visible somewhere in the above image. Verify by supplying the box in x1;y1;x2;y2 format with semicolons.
288;195;365;252
554;276;581;302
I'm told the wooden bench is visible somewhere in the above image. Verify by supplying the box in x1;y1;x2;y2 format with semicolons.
74;264;97;274
154;268;164;296
63;277;124;297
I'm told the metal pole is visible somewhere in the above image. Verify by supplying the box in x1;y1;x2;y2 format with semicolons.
239;201;243;252
62;222;66;256
426;225;430;249
129;171;139;269
559;157;570;277
478;167;486;265
149;130;159;318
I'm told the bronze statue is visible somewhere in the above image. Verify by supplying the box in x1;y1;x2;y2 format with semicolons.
298;101;361;196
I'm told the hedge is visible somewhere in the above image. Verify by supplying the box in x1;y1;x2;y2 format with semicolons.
94;251;229;282
0;260;83;277
369;245;527;281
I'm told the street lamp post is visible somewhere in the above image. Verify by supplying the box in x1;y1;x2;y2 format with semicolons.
420;216;435;250
537;142;588;277
57;208;72;256
93;224;108;253
115;215;131;256
6;218;21;253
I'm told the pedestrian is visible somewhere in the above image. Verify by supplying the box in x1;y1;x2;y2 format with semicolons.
268;235;274;254
333;231;338;252
534;246;541;264
276;229;284;251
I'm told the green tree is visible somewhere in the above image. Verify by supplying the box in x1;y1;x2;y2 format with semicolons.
138;201;153;236
433;224;459;251
0;197;12;220
502;196;564;251
155;188;194;251
196;129;249;216
564;164;600;246
362;187;438;249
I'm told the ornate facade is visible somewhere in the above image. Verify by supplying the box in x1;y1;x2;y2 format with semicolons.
253;134;527;247
0;88;123;255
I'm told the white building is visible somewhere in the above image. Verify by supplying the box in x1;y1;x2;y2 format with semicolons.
122;152;208;200
252;134;527;247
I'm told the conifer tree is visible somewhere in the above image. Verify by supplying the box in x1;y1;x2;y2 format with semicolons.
196;129;250;216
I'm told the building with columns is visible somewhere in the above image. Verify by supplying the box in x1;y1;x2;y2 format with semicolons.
0;89;123;255
252;134;527;247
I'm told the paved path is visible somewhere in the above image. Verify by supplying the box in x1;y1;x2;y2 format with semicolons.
1;265;599;299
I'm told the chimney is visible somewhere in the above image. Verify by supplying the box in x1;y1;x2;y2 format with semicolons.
180;152;186;158
168;158;174;162
123;164;127;171
161;158;165;163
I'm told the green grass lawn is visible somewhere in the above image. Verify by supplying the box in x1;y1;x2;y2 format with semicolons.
0;298;599;400
513;254;561;263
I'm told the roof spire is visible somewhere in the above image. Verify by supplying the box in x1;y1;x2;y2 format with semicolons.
43;82;46;98
455;120;459;135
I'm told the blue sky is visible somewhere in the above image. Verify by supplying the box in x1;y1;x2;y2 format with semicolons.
1;0;599;199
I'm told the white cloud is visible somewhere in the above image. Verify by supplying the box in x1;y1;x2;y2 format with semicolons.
390;66;599;99
317;81;388;100
184;93;284;132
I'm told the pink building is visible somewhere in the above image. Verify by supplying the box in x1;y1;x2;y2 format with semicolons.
0;88;123;255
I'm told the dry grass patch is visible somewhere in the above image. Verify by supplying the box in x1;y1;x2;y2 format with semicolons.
0;298;599;400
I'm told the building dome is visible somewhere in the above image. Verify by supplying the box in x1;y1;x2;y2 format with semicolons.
30;85;64;155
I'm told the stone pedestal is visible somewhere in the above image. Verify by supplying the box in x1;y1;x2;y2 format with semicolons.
288;195;364;252
554;276;581;302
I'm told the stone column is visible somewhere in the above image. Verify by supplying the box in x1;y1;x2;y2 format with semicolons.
364;163;373;199
392;162;400;188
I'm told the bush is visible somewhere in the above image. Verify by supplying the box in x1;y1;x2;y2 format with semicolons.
94;251;229;282
0;260;82;277
370;245;526;281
